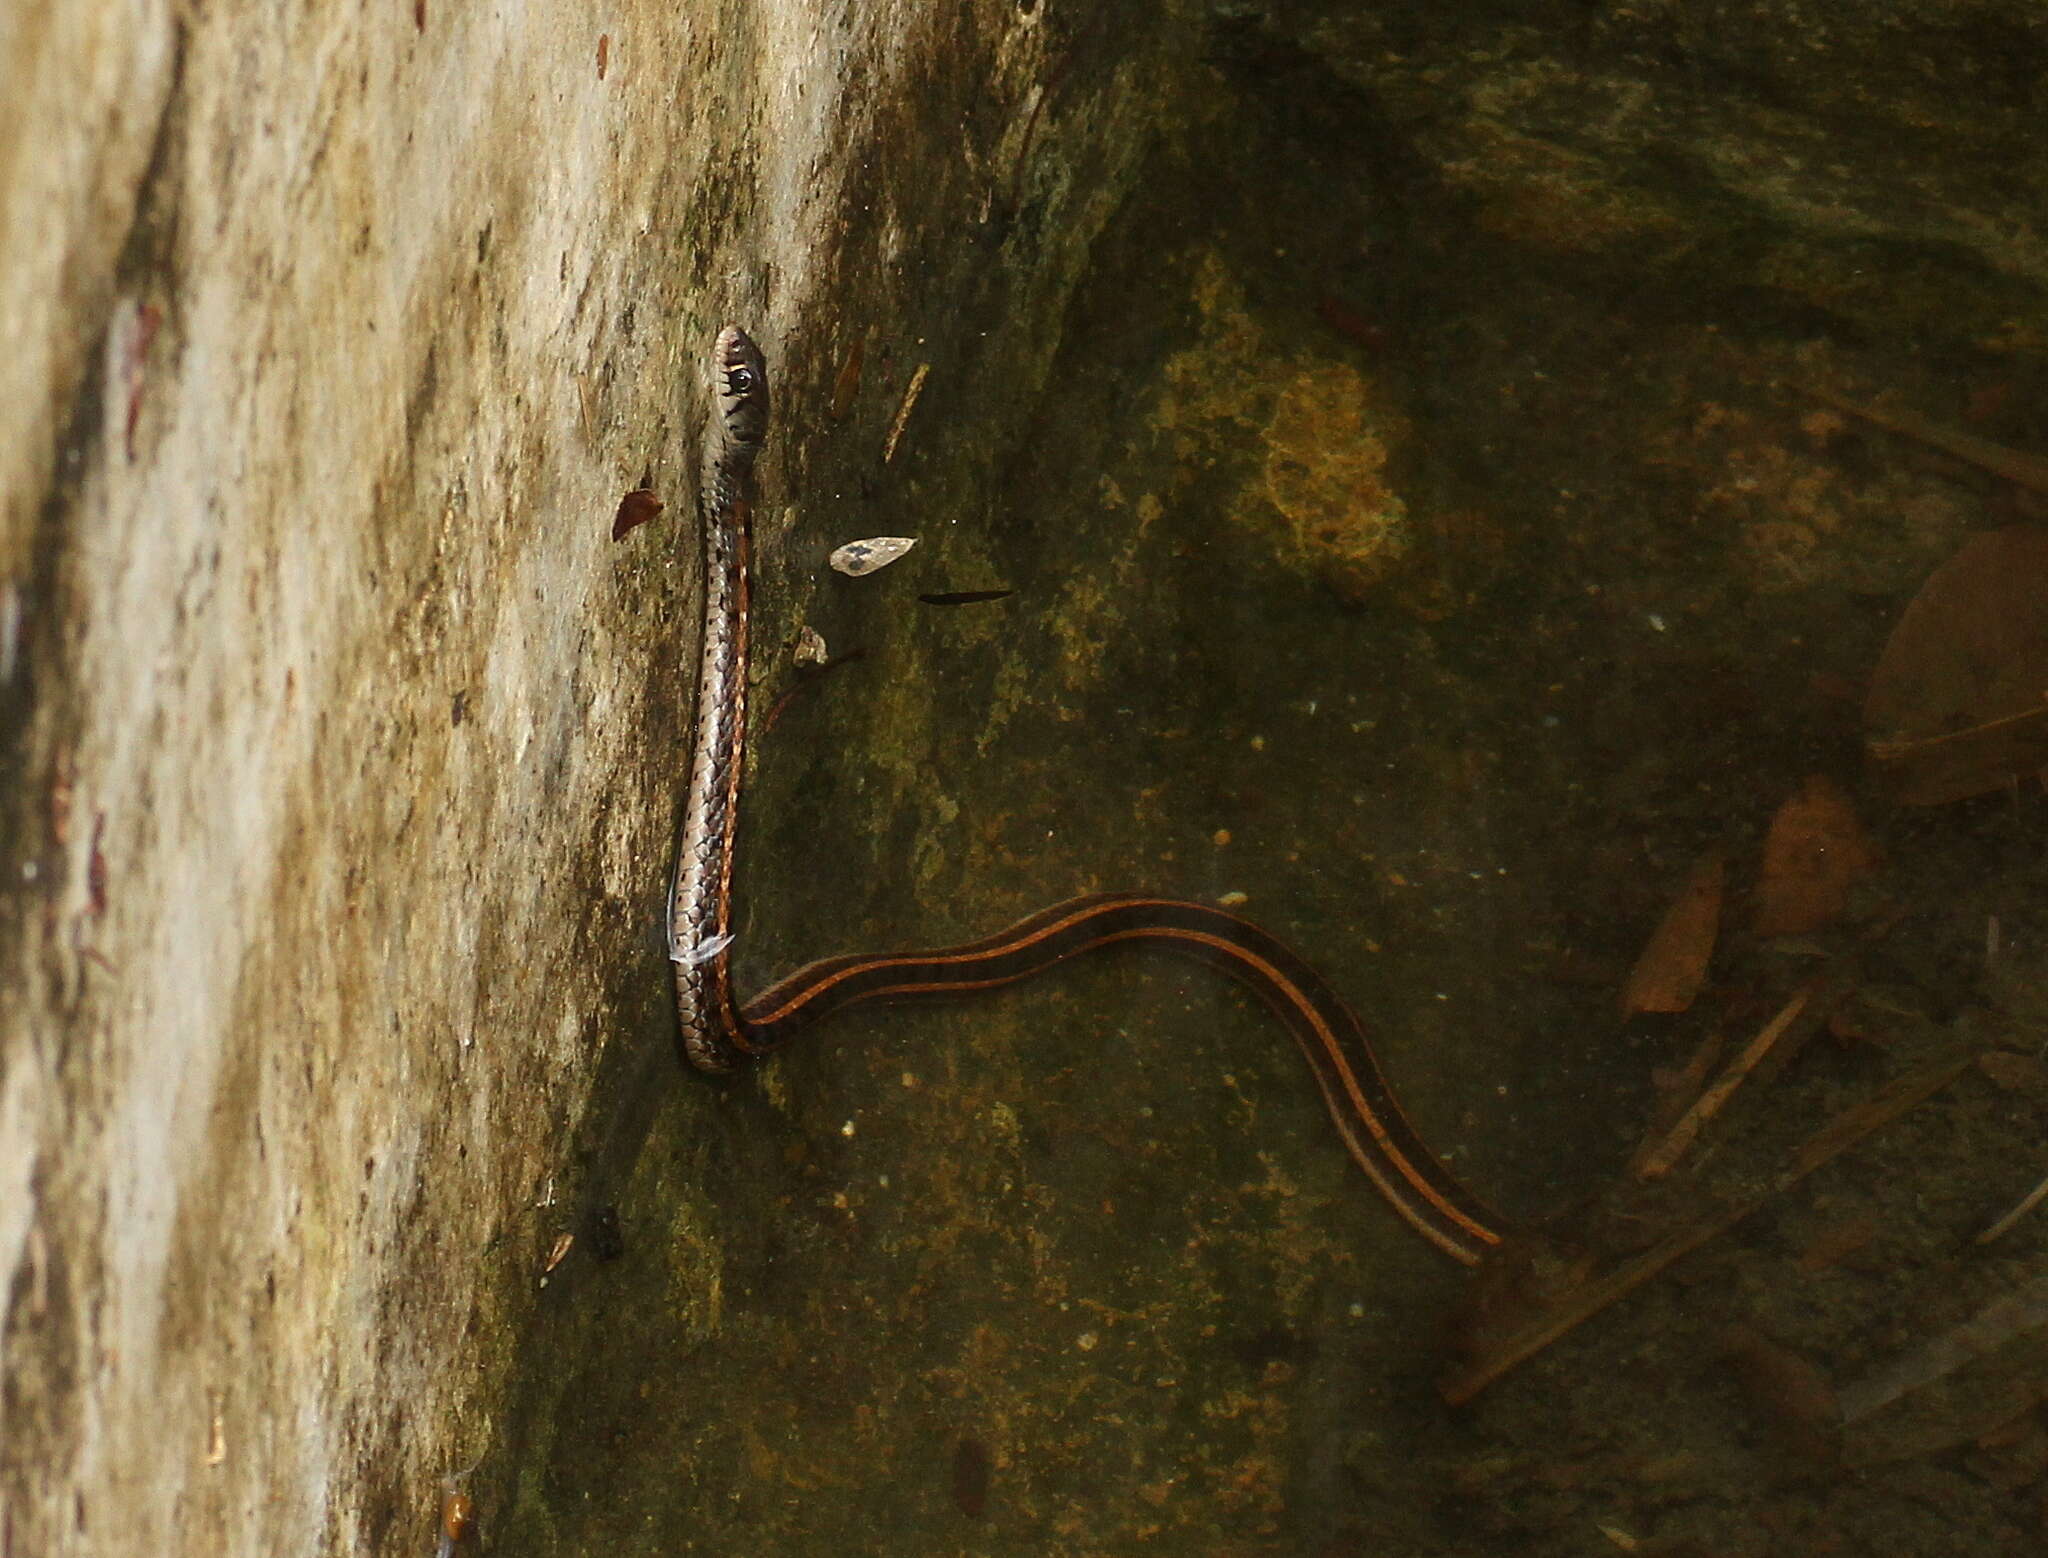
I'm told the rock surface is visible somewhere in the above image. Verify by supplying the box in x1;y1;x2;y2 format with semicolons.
8;1;2048;1554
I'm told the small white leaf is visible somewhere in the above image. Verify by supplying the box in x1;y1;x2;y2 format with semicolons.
673;931;735;968
829;536;918;577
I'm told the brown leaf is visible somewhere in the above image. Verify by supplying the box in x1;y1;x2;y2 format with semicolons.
1865;527;2048;804
949;1437;991;1518
611;487;664;540
1808;669;1863;703
1796;1215;1878;1273
1826;1000;1886;1047
1753;776;1881;938
1977;1050;2048;1100
1316;294;1389;352
1720;1323;1842;1469
1619;852;1723;1016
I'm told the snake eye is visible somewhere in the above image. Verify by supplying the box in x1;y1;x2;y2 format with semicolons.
728;366;756;395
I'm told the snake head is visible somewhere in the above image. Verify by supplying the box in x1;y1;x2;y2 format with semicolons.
713;326;770;449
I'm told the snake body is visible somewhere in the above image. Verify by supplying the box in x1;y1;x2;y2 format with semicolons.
670;327;1505;1266
672;326;767;1071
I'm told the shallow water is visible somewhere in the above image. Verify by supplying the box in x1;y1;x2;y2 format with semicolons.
494;9;2048;1552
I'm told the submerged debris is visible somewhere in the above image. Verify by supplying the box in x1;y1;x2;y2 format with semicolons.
949;1436;992;1518
883;362;930;462
1633;982;1818;1181
1976;1166;2048;1246
1626;1027;1726;1180
829;334;865;421
1439;1052;1973;1404
612;487;664;540
1839;1267;2048;1424
1315;293;1389;352
1865;528;2048;804
758;647;867;739
918;588;1015;606
1619;851;1723;1017
1805;385;2048;496
436;1458;482;1557
1720;1322;1843;1469
1752;775;1881;937
541;1232;575;1277
672;931;734;969
829;536;918;576
792;624;829;666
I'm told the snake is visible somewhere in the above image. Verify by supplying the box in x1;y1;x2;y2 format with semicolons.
670;325;1505;1266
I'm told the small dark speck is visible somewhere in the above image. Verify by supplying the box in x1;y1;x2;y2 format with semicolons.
588;1204;626;1262
918;589;1015;607
1227;1325;1316;1368
597;34;610;78
87;814;108;916
949;1436;990;1518
413;0;425;29
450;690;469;727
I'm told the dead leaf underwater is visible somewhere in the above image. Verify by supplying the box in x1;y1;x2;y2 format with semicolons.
1753;776;1881;938
1865;527;2048;805
1620;852;1724;1016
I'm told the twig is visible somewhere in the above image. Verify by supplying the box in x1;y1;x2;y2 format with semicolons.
1633;982;1816;1181
1624;1028;1725;1179
1804;384;2048;495
756;649;867;740
1976;1167;2048;1246
1839;1265;2048;1423
1439;1052;1975;1405
882;363;929;464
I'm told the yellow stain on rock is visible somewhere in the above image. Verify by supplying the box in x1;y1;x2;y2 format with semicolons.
1154;254;1412;593
1261;362;1412;588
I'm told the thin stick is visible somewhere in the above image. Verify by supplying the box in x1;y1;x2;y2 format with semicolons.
1439;1052;1975;1405
1975;1168;2048;1246
756;649;867;740
1625;1027;1725;1179
1634;983;1815;1181
882;363;930;463
1804;384;2048;495
1867;701;2048;762
1837;1265;2048;1424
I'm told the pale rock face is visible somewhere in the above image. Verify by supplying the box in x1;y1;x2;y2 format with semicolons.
11;0;2046;1552
0;2;1089;1551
